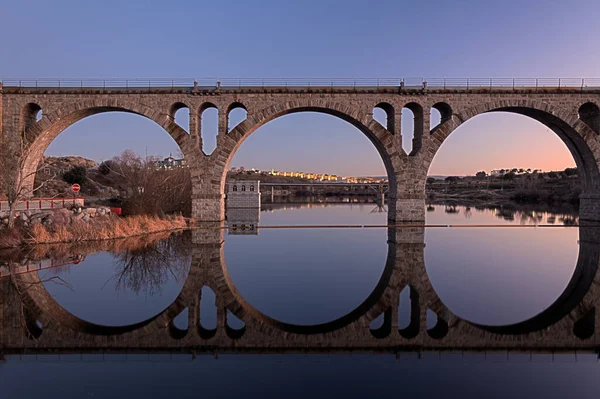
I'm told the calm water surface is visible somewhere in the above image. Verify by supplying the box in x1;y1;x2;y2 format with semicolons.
1;204;597;398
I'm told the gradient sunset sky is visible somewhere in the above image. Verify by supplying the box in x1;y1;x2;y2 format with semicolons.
3;0;596;176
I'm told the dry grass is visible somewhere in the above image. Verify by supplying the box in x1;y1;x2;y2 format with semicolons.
0;230;176;263
18;214;189;246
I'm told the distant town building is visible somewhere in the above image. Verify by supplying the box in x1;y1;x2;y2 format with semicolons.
155;154;186;170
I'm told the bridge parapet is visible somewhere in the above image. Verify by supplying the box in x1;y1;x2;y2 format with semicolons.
4;77;600;94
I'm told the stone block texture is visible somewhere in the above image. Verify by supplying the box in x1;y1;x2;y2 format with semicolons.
3;86;600;222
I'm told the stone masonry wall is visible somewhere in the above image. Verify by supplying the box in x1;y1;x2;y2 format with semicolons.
2;87;600;222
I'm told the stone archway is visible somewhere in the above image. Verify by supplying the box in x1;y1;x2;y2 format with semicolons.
19;99;198;198
425;100;600;221
192;100;409;224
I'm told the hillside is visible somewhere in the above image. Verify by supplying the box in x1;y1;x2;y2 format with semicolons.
34;156;120;198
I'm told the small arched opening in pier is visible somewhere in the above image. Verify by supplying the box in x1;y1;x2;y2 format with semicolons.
199;103;219;155
578;102;600;134
227;102;248;133
373;102;395;133
402;102;424;155
430;102;452;133
170;102;191;134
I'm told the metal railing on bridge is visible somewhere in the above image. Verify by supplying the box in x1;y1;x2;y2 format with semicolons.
3;77;600;90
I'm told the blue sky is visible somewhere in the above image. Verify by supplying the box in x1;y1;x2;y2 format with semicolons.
3;0;597;175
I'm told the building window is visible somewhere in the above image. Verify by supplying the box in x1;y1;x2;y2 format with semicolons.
242;185;246;191
250;185;254;192
233;185;237;192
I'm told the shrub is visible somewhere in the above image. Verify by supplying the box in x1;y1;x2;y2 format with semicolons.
63;166;87;185
99;160;116;175
445;176;460;183
564;167;578;176
503;172;516;180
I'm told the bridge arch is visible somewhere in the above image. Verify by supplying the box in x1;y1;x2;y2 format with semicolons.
216;100;399;206
19;99;195;193
427;100;600;197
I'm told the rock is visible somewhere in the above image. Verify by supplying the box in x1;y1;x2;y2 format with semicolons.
53;209;72;225
20;213;29;221
30;211;52;220
84;208;97;215
82;215;91;223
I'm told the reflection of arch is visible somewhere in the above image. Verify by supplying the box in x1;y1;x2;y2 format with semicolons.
219;228;399;335
423;224;600;338
428;100;600;197
470;224;600;335
9;225;600;346
13;270;189;336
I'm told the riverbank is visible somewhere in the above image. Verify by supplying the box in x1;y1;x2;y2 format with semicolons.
0;214;189;248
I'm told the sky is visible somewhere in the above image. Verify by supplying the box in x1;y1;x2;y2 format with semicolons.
3;0;597;176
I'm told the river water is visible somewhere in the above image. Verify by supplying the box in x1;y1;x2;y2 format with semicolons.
1;204;599;398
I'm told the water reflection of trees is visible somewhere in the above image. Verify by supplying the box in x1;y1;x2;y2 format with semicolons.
111;233;191;296
428;203;579;226
0;232;192;297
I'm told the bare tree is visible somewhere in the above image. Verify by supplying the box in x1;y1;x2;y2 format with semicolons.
111;233;191;296
105;150;191;216
0;141;57;228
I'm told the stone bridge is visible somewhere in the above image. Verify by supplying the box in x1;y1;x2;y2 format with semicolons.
2;79;600;223
2;224;600;355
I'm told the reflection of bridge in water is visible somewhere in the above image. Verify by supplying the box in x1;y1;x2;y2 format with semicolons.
260;182;389;205
2;224;600;356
